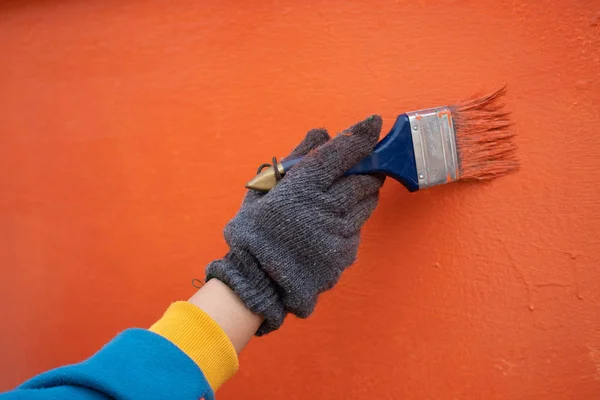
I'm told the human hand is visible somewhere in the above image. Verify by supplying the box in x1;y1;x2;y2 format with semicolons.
206;116;384;335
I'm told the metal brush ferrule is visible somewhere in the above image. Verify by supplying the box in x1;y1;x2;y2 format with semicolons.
407;107;459;190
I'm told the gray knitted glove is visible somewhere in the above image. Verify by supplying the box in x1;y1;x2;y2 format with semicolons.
206;116;384;335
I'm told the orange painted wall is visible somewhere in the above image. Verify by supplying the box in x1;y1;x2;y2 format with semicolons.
1;1;599;398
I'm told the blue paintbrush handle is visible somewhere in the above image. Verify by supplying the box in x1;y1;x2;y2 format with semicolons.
281;115;420;191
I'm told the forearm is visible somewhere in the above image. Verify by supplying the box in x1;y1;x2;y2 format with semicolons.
4;328;212;400
148;279;262;391
2;281;261;399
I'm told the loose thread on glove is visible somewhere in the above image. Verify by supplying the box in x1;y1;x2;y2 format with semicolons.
191;278;204;289
257;157;282;181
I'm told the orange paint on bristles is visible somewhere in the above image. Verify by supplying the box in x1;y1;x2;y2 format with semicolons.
451;86;518;181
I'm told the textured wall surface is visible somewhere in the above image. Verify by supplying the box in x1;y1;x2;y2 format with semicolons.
1;1;599;398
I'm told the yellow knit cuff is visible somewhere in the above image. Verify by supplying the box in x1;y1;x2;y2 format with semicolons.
149;301;239;391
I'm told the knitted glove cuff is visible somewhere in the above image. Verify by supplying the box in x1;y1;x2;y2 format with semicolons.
206;250;286;335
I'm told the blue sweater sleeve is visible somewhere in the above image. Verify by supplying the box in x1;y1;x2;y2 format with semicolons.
0;329;214;400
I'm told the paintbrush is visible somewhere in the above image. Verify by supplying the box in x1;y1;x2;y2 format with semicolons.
246;87;517;192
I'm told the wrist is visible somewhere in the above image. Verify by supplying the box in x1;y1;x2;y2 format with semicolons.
188;279;263;353
206;251;286;335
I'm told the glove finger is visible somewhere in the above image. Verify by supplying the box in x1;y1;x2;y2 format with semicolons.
338;193;381;237
242;187;266;204
283;128;331;161
245;129;329;203
300;115;382;189
325;174;385;214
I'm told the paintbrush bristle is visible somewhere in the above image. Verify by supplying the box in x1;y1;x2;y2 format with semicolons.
451;86;518;181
